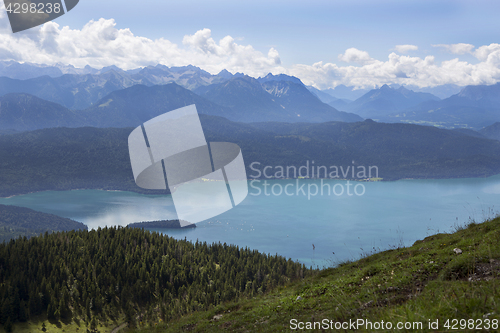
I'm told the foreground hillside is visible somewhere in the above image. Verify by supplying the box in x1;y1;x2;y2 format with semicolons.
0;227;308;332
134;217;500;332
2;216;499;332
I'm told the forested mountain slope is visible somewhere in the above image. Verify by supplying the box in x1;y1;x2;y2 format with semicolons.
0;227;308;330
2;118;500;197
0;204;87;242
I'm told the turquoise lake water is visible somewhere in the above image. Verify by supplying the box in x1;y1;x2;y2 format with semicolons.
2;176;500;267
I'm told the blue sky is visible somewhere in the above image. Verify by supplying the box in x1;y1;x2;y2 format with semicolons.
1;0;500;89
53;0;500;64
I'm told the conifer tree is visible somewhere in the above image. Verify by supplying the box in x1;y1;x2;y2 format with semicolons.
4;317;12;333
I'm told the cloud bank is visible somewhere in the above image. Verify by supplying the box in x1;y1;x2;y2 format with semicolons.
0;14;499;89
0;16;285;77
291;44;500;89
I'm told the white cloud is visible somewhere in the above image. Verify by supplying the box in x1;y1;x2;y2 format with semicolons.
0;17;500;90
338;47;374;65
181;28;282;73
394;44;418;53
432;43;475;55
473;43;500;62
0;19;284;77
289;50;500;89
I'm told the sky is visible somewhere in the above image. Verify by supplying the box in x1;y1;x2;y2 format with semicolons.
0;0;499;89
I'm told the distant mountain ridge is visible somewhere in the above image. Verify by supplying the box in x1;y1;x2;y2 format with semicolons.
82;83;234;127
381;82;500;129
0;62;315;111
479;122;500;141
195;76;362;123
0;80;361;130
2;61;500;129
0;70;144;110
0;63;362;124
456;83;500;104
257;73;304;85
0;93;86;131
342;84;440;118
0;85;231;130
0;61;210;80
0;64;230;109
305;86;352;112
0;61;65;80
4;78;500;131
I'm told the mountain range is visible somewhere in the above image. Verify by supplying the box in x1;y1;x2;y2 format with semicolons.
0;64;232;110
340;84;441;118
380;82;500;129
2;61;500;130
0;61;459;104
0;79;361;130
308;82;500;130
195;76;361;123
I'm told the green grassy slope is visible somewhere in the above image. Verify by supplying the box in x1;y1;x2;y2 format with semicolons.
133;217;500;332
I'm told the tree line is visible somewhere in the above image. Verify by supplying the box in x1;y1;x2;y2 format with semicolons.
0;227;309;331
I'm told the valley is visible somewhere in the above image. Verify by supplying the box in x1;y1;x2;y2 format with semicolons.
0;61;499;332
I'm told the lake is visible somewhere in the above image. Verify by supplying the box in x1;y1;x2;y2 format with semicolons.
1;176;500;267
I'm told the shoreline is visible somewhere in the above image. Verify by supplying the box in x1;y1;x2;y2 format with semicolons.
1;173;500;198
2;188;129;199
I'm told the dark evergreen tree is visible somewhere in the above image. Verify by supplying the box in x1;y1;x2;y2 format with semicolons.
4;317;12;333
18;301;28;322
46;303;56;321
